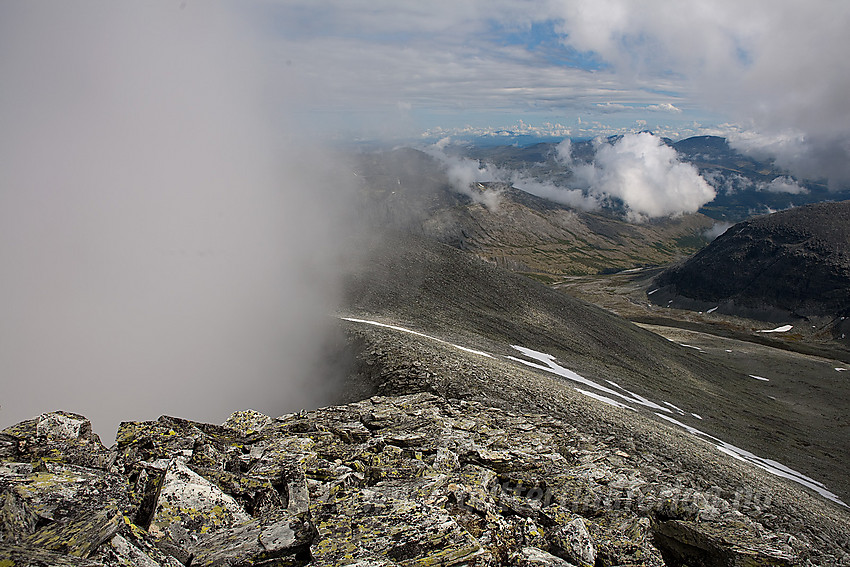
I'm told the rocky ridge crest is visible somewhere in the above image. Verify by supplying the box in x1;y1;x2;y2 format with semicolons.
1;395;827;567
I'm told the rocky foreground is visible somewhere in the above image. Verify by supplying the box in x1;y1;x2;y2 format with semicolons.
2;387;848;566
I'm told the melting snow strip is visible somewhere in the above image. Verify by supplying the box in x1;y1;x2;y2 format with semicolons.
663;401;686;415
575;389;636;411
654;413;847;508
835;367;847;372
758;324;794;333
508;346;671;413
647;289;658;295
679;344;702;351
749;375;770;381
340;317;493;358
707;306;719;313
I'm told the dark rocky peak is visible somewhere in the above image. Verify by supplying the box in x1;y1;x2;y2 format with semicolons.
652;201;850;324
672;135;732;155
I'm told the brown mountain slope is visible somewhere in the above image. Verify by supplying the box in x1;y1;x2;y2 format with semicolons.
355;148;714;277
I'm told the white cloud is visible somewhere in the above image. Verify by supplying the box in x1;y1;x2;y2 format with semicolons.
256;0;850;187
555;138;574;165
550;0;850;187
571;133;716;221
427;133;716;221
701;171;755;195
704;222;734;240
647;103;682;113
424;141;503;209
507;174;604;212
757;176;808;195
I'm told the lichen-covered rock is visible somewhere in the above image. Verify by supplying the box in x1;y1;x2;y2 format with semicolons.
6;463;130;524
0;390;846;565
35;412;93;441
0;543;106;566
549;518;595;567
653;519;796;567
0;485;39;543
187;507;316;567
1;412;111;470
148;458;252;545
517;546;576;566
310;483;487;566
222;409;274;436
20;506;122;558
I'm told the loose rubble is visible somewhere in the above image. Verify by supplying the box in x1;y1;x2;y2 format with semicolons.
4;394;844;566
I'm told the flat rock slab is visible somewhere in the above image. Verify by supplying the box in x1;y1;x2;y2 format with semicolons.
188;508;316;567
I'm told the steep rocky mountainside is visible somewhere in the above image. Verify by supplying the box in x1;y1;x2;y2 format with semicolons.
355;148;713;276
651;201;850;333
344;234;850;506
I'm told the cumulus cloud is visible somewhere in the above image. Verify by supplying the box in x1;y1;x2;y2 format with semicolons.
551;0;850;188
224;1;850;191
647;103;682;113
0;2;355;439
427;133;715;220
700;171;755;195
757;176;808;195
506;174;604;212
570;133;716;221
555;138;574;165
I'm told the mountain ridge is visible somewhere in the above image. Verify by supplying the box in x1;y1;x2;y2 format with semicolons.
651;201;850;335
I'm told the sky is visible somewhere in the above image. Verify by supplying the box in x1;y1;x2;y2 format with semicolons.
1;1;849;438
249;0;850;187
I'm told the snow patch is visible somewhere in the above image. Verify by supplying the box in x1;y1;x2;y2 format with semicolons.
749;375;770;382
758;325;793;333
707;306;719;314
575;389;636;411
510;347;671;413
647;289;659;295
341;318;493;358
343;316;846;508
654;413;847;507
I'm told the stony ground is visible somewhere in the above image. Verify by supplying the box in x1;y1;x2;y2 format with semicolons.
3;364;849;566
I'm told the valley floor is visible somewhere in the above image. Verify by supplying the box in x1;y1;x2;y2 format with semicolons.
552;269;850;506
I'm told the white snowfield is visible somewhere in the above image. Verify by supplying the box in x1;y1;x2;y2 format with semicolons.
341;317;847;508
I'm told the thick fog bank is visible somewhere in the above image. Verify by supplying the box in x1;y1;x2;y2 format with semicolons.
0;2;356;441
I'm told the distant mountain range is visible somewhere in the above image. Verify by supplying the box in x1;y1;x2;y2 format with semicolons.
455;135;850;222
